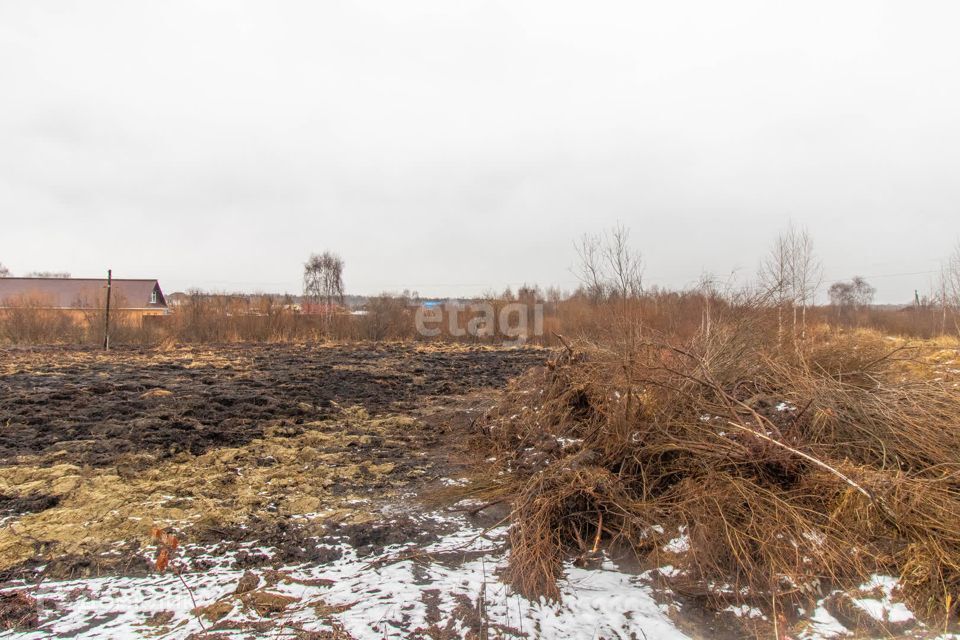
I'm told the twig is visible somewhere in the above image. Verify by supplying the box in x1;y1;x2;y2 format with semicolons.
174;568;206;631
790;398;815;428
553;332;574;358
725;421;868;497
591;511;603;553
449;499;506;516
724;420;899;528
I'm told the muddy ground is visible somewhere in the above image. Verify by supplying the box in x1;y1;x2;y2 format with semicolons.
0;343;545;588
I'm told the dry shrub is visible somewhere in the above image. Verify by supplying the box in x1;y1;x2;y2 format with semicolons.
0;294;157;346
0;296;83;344
361;294;416;340
507;463;649;600
3;284;955;347
808;304;960;339
482;305;960;628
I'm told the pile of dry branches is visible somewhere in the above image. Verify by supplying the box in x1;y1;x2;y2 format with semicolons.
479;313;960;630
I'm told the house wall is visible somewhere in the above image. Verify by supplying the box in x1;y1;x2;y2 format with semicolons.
0;307;166;327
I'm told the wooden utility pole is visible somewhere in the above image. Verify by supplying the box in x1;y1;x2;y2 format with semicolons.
103;269;112;351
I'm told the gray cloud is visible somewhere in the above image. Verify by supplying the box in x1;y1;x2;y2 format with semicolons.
1;0;958;301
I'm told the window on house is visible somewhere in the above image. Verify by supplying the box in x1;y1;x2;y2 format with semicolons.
150;291;158;304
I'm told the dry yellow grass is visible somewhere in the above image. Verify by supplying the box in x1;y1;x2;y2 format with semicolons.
0;410;420;573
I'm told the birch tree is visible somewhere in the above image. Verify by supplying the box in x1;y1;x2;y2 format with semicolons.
303;252;345;318
790;226;822;337
760;224;821;341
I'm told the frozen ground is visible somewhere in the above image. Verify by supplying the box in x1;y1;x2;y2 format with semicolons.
2;510;949;640
2;511;687;640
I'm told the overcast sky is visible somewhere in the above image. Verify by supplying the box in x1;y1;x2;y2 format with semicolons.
1;1;958;302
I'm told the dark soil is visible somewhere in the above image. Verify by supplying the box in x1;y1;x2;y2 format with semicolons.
331;517;445;557
0;492;59;517
0;343;544;467
191;518;346;570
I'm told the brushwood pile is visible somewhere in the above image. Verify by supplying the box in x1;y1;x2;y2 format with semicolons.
479;319;960;634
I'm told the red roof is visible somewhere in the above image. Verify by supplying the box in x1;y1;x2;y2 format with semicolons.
0;278;167;310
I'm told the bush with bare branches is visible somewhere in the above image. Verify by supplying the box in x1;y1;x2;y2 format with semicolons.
478;299;960;634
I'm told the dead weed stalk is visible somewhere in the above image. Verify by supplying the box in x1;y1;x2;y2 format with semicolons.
480;308;960;629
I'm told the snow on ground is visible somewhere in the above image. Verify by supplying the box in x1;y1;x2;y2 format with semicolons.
662;528;690;554
4;512;688;640
851;575;915;625
799;574;955;640
1;512;946;640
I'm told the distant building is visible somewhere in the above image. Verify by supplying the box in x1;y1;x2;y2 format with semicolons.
0;277;169;319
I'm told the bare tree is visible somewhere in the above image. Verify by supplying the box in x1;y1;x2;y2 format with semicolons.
759;224;821;341
544;285;565;304
603;222;643;299
574;223;643;302
827;281;853;308
945;241;960;309
25;271;71;278
851;276;876;307
0;262;10;277
789;226;821;337
828;276;875;323
303;252;345;319
574;233;606;302
696;271;720;339
759;228;794;344
938;241;960;334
